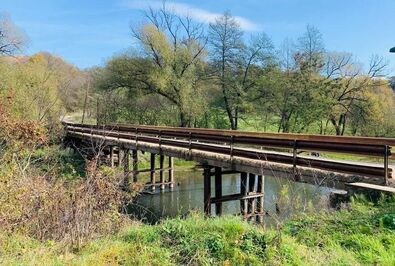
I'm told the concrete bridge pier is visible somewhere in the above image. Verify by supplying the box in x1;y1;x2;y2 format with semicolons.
203;165;265;223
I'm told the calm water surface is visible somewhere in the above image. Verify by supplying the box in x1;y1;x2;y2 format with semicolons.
128;169;333;225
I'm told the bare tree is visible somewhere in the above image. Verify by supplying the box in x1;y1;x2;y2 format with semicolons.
323;53;388;135
0;13;27;56
296;24;325;73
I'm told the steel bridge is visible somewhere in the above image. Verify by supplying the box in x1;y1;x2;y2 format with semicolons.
64;122;394;221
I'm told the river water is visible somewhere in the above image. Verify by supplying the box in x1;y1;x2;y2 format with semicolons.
128;169;333;225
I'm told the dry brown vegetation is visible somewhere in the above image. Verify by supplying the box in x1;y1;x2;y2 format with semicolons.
0;104;133;249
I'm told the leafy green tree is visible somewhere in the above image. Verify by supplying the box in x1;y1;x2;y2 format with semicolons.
209;12;273;130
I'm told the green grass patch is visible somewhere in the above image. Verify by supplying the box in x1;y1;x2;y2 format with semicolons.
1;197;395;265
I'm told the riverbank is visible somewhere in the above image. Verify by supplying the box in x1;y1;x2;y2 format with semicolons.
1;197;394;265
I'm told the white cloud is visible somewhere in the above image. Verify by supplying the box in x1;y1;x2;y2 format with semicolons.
122;0;260;31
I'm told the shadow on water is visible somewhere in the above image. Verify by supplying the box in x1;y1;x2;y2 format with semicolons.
127;169;333;226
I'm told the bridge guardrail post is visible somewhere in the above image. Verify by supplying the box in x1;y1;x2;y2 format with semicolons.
159;130;162;152
188;132;192;159
384;145;389;185
293;140;298;181
230;135;234;160
135;128;139;150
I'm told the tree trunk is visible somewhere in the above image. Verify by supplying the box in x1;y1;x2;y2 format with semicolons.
179;111;188;127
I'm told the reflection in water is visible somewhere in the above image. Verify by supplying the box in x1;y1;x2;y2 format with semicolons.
128;169;332;225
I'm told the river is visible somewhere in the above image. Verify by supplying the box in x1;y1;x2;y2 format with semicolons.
128;169;333;225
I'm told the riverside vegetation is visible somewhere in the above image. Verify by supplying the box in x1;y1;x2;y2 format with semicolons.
0;8;395;266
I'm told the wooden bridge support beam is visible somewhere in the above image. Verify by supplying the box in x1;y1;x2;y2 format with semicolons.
202;166;265;223
203;166;212;216
160;155;165;190
247;173;257;220
123;149;130;189
118;149;123;167
168;157;174;189
109;146;115;167
150;153;156;191
215;167;223;215
256;175;265;223
132;150;138;182
240;172;248;217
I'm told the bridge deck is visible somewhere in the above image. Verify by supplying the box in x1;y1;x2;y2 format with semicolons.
67;130;392;189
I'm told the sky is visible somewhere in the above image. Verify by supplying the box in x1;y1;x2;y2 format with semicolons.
2;0;395;74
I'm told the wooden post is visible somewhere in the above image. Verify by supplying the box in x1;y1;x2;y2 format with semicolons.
168;157;174;188
132;150;138;182
256;175;264;223
123;149;130;189
109;146;114;167
240;172;248;218
214;167;222;216
118;149;124;167
293;140;298;181
150;153;156;191
203;167;211;216
248;173;257;219
160;155;165;190
384;145;389;185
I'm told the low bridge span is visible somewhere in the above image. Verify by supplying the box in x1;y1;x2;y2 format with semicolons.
64;122;394;221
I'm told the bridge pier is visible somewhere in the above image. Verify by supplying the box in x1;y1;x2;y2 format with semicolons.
111;148;174;190
168;157;174;189
123;148;130;189
150;153;156;191
109;146;115;167
132;150;138;182
203;165;265;222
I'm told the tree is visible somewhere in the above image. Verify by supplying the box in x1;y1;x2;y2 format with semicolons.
323;54;388;135
209;12;244;130
296;24;325;73
0;54;65;125
209;12;273;130
96;5;207;127
255;27;327;133
0;13;27;56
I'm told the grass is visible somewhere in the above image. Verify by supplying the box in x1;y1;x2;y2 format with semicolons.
1;197;395;265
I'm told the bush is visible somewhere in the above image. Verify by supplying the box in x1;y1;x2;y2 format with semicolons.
0;153;131;250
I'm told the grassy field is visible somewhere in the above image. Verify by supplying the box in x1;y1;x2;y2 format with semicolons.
1;197;394;265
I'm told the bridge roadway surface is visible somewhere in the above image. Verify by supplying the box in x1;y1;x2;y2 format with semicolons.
65;123;395;190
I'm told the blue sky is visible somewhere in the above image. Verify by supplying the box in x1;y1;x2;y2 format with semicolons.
2;0;395;74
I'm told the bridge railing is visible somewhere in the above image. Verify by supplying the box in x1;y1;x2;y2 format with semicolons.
64;122;394;183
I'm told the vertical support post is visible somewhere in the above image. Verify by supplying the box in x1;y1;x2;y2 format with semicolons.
240;172;248;219
168;157;174;189
256;175;265;223
214;167;222;216
132;150;138;182
248;173;257;220
203;166;212;216
118;149;124;167
109;146;114;167
384;145;389;185
150;153;156;191
160;155;165;190
123;149;130;189
293;140;298;181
